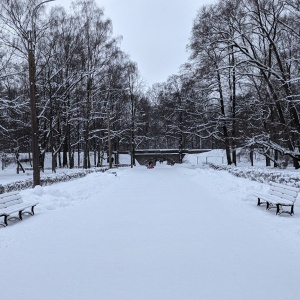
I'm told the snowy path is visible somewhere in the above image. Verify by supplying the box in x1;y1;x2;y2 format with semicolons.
1;164;300;300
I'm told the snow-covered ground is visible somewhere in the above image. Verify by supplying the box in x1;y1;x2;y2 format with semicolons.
1;159;300;300
0;153;131;185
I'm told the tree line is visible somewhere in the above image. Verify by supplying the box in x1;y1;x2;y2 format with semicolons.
1;0;300;169
0;0;150;171
149;0;300;168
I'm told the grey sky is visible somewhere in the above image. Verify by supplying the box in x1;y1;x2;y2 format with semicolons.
49;0;217;86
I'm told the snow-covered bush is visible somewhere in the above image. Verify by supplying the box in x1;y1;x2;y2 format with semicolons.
0;168;108;193
209;163;300;187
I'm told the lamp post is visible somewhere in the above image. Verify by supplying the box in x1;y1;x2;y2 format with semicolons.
107;105;113;169
28;0;54;187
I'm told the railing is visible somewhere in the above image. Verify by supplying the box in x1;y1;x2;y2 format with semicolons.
197;156;225;164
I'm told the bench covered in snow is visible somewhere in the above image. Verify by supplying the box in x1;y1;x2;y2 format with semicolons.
254;182;299;215
0;191;39;227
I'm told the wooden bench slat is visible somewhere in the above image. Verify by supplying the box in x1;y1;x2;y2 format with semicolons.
270;187;298;198
0;199;23;209
270;182;299;192
269;191;296;202
0;195;22;204
256;194;293;204
0;191;20;198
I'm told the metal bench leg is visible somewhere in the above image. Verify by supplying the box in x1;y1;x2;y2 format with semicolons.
19;206;36;218
291;205;294;215
4;215;8;226
276;204;281;215
257;198;261;206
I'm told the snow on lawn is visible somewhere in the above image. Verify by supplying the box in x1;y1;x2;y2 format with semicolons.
0;153;132;185
1;163;300;300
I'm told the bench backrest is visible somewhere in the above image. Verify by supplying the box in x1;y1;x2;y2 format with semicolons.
0;192;23;209
269;182;299;203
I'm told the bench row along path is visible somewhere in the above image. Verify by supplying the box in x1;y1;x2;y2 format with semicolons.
1;164;300;300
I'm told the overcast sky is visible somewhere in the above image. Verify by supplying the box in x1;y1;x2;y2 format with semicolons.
49;0;217;86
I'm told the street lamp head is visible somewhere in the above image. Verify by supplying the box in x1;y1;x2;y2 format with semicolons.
30;0;56;40
33;0;55;13
38;0;55;6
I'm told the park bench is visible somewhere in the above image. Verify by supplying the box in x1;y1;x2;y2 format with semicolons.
254;182;299;215
0;191;39;227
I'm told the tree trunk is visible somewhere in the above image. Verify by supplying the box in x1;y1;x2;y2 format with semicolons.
63;137;68;167
250;147;254;166
274;150;278;168
266;149;271;167
217;67;232;165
